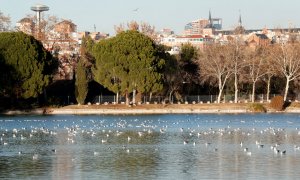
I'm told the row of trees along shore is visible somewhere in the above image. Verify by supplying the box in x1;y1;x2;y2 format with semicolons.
2;30;300;108
83;30;300;105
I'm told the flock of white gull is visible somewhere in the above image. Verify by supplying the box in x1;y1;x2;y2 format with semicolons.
1;118;300;160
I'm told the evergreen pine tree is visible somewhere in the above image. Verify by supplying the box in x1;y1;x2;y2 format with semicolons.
75;57;88;105
92;30;165;105
0;32;56;99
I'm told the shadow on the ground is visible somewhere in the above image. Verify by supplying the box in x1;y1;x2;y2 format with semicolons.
283;101;292;110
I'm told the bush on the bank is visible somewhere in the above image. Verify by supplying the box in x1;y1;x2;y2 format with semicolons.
270;96;284;111
248;103;266;113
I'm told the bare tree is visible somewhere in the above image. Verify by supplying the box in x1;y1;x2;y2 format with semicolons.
40;15;60;50
263;48;277;102
17;14;79;81
271;43;300;101
114;23;125;34
114;21;138;34
127;21;139;31
227;38;245;103
0;11;11;31
114;21;157;41
140;22;157;41
244;47;268;102
199;44;233;103
18;15;60;48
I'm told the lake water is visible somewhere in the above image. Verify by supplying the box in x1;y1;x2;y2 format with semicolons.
1;113;300;179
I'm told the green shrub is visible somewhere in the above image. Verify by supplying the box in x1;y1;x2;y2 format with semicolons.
270;96;284;111
248;103;266;113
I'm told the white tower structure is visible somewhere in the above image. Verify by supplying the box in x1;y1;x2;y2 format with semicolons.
31;4;49;37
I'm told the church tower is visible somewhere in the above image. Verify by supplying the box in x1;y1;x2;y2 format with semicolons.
203;10;215;35
234;11;245;34
208;10;213;28
238;12;242;27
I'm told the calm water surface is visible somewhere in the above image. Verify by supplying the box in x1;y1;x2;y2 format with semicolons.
1;113;300;179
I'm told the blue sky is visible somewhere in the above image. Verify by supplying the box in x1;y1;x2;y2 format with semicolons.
1;0;299;35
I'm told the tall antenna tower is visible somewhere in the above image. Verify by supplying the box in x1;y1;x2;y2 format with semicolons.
31;4;49;39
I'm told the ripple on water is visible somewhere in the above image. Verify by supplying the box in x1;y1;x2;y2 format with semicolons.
0;114;300;179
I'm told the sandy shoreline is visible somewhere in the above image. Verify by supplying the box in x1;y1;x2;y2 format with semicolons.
47;108;248;115
2;108;248;115
2;103;300;115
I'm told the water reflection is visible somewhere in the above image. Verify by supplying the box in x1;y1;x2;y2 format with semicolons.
1;114;300;179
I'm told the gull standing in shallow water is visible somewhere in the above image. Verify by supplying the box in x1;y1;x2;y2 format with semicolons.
183;140;188;145
32;154;39;160
243;148;251;156
205;142;211;147
280;150;286;155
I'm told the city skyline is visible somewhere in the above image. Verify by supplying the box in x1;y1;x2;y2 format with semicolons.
1;0;300;35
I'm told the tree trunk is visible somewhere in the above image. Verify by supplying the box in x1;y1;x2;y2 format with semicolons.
251;81;256;103
284;77;290;101
217;88;223;103
234;72;238;103
266;75;271;102
125;91;129;105
116;92;119;104
132;89;136;104
218;76;223;103
169;89;174;103
149;92;152;102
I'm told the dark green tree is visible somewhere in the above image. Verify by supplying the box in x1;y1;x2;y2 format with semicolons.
92;30;165;104
163;52;183;102
180;43;198;62
162;44;199;102
75;57;88;104
81;35;95;55
178;43;199;95
0;32;56;100
74;36;93;105
179;43;199;81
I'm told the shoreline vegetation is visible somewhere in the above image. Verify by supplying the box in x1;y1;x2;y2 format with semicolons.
3;32;300;117
2;102;300;115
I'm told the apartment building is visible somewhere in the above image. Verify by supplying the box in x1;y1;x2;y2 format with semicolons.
160;34;214;53
183;11;222;35
184;19;210;35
